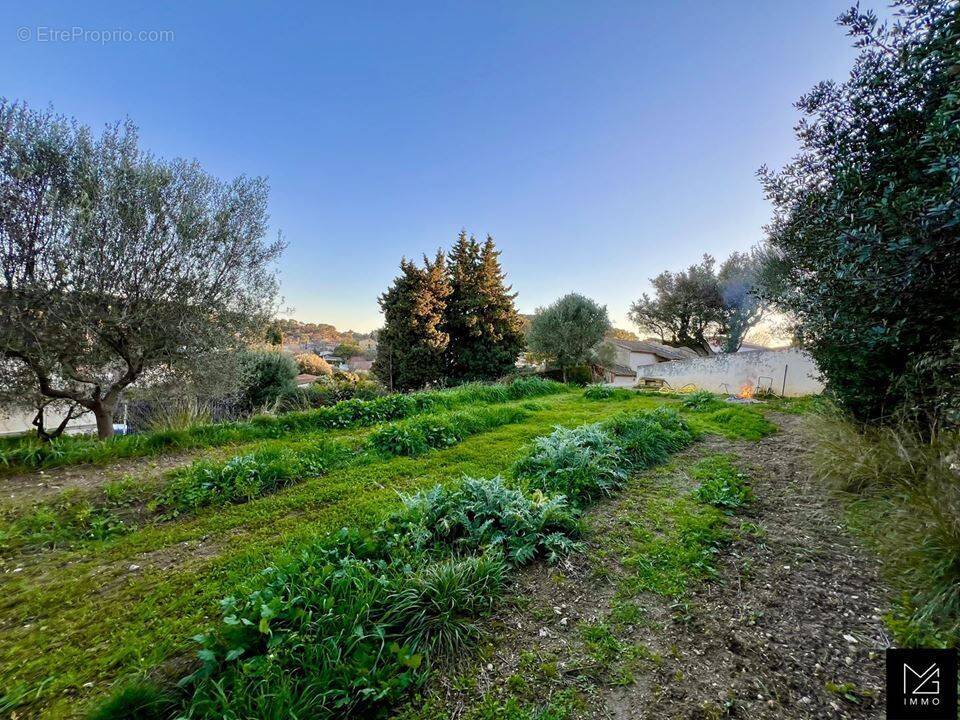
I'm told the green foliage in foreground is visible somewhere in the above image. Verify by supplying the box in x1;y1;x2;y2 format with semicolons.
0;378;567;472
619;492;729;599
514;407;694;505
94;408;693;719
691;454;753;511
380;477;581;565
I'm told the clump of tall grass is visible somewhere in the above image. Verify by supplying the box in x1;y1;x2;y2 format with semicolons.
143;397;212;433
811;412;960;644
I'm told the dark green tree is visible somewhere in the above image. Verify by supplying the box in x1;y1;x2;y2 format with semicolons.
372;252;451;391
758;0;960;424
446;232;526;381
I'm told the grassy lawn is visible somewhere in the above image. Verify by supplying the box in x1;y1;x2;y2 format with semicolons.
2;390;703;717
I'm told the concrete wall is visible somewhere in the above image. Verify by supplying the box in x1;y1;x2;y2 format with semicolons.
635;347;823;396
0;405;98;437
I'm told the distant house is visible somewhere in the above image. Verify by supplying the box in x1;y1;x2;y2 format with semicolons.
600;339;699;387
295;373;320;387
346;356;372;373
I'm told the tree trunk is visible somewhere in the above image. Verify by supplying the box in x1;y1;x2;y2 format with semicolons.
562;366;568;383
92;403;115;439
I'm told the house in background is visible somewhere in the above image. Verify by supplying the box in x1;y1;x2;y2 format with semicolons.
599;339;699;387
346;356;373;373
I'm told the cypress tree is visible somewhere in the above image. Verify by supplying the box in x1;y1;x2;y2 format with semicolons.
372;251;451;391
446;233;525;381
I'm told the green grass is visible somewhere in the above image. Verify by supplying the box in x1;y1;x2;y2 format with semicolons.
0;403;537;553
685;405;776;440
0;379;567;473
0;389;779;718
89;404;693;719
0;391;680;718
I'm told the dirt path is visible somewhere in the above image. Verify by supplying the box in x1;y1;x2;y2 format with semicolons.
425;413;890;719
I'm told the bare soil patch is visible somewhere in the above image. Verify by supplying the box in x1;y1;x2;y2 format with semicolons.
427;413;890;719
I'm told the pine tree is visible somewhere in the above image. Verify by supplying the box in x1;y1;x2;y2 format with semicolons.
372;252;451;391
446;233;525;381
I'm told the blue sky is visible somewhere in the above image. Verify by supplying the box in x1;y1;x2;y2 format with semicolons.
2;1;864;332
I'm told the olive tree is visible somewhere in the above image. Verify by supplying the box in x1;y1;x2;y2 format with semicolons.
758;1;960;424
0;101;285;438
527;293;610;381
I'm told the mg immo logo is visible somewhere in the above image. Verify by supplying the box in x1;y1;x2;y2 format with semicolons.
887;649;957;720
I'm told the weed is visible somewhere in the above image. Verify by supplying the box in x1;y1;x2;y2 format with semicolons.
680;390;723;412
691;455;753;511
583;386;632;401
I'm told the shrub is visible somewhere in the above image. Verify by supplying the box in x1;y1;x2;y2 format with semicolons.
382;476;580;565
680;390;722;412
583;385;631;401
236;350;299;414
294;352;333;376
564;365;593;386
691;455;752;511
513;423;626;505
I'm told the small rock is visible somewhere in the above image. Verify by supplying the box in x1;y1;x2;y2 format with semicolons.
128;564;140;571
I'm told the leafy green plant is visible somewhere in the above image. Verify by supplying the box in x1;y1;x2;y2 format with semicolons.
513;423;625;504
155;443;345;517
680;390;722;412
691;455;752;511
583;385;632;401
382;476;580;565
370;407;530;457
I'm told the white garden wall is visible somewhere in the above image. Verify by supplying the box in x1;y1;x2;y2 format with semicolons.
635;347;823;396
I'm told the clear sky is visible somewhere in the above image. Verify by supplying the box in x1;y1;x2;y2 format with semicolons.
2;1;865;332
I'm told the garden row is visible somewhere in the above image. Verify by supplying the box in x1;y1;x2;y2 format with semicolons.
0;378;567;472
88;406;697;719
1;404;538;554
